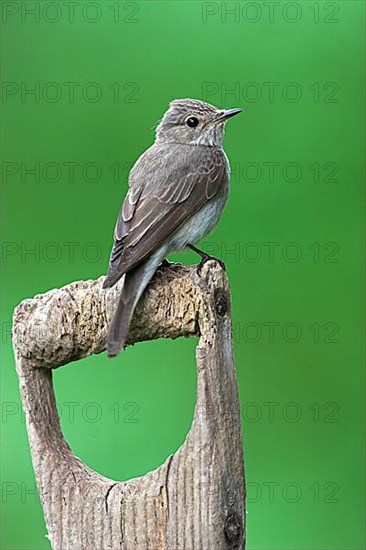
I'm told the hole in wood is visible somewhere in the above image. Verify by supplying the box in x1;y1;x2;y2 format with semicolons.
54;338;198;480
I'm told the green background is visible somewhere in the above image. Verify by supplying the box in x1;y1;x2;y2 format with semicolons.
1;1;365;548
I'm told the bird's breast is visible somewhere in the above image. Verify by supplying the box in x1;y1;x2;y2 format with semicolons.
169;185;229;252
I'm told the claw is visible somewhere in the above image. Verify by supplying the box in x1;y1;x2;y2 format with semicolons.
160;259;172;268
196;253;226;276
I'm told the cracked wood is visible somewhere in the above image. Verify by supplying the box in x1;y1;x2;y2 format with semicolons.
12;261;246;550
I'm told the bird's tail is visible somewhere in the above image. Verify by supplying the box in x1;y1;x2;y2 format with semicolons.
103;268;123;289
107;247;167;357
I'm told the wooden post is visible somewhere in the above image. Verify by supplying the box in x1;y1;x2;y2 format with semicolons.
12;261;245;550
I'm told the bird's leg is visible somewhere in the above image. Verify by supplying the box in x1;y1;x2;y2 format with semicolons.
187;244;226;274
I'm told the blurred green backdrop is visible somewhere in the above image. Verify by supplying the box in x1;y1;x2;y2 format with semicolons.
1;1;365;548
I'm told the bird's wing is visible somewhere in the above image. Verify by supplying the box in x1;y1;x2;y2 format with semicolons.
103;143;228;287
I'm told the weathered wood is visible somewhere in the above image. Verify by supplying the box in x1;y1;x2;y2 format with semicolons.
12;261;245;550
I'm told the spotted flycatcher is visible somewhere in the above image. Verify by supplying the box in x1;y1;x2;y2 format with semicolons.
103;98;242;356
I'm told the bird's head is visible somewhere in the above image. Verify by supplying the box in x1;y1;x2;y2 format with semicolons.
155;98;242;147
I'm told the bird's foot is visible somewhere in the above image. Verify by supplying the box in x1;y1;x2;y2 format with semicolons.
157;258;179;274
160;258;172;268
197;254;226;275
188;244;226;275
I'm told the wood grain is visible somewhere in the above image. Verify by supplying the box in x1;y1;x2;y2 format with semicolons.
12;261;245;549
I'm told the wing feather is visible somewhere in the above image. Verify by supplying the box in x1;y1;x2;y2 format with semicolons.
103;143;227;287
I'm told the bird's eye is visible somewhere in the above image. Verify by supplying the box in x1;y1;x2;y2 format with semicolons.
186;116;199;128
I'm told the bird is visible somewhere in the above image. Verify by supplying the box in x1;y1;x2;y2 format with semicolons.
103;98;242;357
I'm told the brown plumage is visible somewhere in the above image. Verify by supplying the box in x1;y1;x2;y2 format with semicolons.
103;99;242;356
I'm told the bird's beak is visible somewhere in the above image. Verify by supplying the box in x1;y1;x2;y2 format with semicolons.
216;108;243;123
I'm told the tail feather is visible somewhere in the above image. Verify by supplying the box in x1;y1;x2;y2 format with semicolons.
107;289;134;357
103;268;123;289
107;246;167;357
